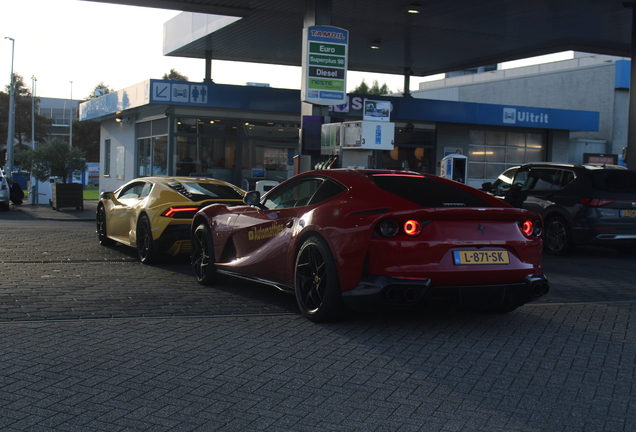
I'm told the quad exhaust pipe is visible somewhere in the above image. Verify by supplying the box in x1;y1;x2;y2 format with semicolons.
385;286;421;304
528;277;550;299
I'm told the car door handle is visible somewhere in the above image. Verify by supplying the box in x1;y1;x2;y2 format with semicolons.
285;220;294;228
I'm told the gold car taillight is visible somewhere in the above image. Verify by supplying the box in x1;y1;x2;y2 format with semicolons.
161;206;200;218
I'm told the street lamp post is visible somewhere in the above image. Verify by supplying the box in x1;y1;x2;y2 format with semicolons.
4;36;15;175
69;81;73;148
31;76;38;204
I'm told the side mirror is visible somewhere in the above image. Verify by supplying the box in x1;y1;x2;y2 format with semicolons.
481;182;492;192
243;190;261;206
100;191;113;200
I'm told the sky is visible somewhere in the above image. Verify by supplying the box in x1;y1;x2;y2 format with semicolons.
1;0;573;101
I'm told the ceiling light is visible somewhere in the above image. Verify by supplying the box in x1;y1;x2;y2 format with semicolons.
406;3;422;13
369;40;381;49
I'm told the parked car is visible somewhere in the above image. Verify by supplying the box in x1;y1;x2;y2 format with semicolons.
0;169;10;211
190;169;548;322
488;162;636;255
96;176;245;263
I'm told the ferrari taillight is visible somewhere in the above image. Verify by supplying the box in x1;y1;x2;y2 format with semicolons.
404;220;422;236
162;206;200;218
519;219;542;237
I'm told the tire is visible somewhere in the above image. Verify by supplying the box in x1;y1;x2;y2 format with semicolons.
295;236;346;322
0;202;9;211
137;215;159;264
96;205;115;246
544;215;572;256
191;223;217;285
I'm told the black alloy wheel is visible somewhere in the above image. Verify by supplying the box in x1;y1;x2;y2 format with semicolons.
96;205;115;246
137;215;158;264
192;223;216;285
544;216;572;256
295;236;346;322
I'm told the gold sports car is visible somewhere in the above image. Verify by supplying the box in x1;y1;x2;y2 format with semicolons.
96;176;245;263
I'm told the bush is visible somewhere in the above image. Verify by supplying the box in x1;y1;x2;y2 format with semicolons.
31;138;86;183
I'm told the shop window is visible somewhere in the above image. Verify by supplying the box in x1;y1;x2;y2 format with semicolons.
104;139;111;176
469;129;545;183
138;137;168;177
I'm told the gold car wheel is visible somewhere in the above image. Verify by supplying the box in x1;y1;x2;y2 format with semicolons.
137;215;158;264
96;205;115;246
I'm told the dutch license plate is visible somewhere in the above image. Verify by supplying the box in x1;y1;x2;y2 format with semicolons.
621;209;636;217
453;250;510;265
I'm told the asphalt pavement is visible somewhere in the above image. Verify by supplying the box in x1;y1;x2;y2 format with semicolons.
1;203;635;431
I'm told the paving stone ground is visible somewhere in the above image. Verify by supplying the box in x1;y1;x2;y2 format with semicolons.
1;211;635;431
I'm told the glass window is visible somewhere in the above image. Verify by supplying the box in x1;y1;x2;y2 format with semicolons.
522;169;562;191
468;129;545;182
469;130;485;145
589;170;636;193
485;146;505;162
263;178;323;209
485;131;506;145
506;147;525;164
117;182;146;200
104;139;111;176
468;146;486;162
168;181;244;201
370;173;492;208
506;132;526;147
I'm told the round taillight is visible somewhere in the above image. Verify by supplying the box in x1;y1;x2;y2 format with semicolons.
533;219;543;236
521;220;534;236
404;220;422;236
379;219;399;237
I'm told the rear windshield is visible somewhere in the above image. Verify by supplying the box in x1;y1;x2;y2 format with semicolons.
169;182;243;201
588;170;636;193
370;174;492;208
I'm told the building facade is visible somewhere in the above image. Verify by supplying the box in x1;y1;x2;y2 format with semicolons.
80;79;598;191
413;52;630;181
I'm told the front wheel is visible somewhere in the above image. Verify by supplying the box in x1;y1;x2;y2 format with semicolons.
544;216;572;256
96;205;115;246
137;215;159;264
295;236;346;322
191;223;216;285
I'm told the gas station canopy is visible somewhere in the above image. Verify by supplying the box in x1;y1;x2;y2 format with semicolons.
83;0;633;77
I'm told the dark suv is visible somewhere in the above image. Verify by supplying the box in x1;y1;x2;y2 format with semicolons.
486;162;636;255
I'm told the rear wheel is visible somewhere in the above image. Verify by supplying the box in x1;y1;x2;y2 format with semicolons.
192;223;216;285
96;205;115;246
544;216;572;255
295;236;346;322
137;215;159;264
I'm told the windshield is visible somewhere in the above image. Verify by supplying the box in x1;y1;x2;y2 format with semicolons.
370;173;492;208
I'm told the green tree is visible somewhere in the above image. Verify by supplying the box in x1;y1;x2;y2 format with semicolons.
68;82;114;163
31;138;86;183
85;82;114;100
163;69;189;81
0;72;52;165
351;79;392;95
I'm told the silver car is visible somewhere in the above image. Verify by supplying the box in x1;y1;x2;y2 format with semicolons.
0;169;10;211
